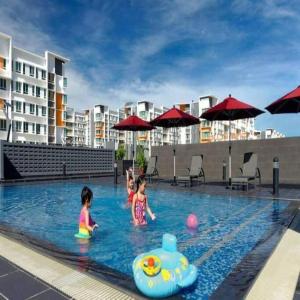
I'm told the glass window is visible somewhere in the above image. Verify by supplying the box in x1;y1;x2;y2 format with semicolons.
0;78;6;90
0;119;6;131
36;68;39;79
32;123;35;133
43;88;46;99
42;106;46;116
16;61;21;73
36;105;39;116
11;80;13;91
36;124;40;134
36;86;40;97
16;121;22;132
2;58;6;69
23;102;26;113
63;94;67;105
30;104;35;115
16;82;21;93
29;66;34;77
23;122;28;133
16;101;22;113
23;63;26;75
32;85;35;96
23;83;28;94
63;77;67;87
42;70;46;80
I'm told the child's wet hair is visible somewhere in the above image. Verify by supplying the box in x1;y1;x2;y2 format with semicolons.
136;176;146;193
81;186;93;205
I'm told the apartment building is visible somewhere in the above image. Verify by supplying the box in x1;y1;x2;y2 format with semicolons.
93;104;124;149
66;107;86;146
255;128;285;140
0;32;68;145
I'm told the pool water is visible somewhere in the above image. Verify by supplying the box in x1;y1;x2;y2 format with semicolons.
0;181;289;299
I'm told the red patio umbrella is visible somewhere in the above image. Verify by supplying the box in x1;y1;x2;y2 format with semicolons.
113;115;155;176
200;95;264;185
265;85;300;114
150;106;200;185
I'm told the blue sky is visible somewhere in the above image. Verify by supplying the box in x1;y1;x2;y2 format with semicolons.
1;0;300;136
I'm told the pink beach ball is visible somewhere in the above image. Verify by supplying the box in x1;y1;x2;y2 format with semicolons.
186;214;198;229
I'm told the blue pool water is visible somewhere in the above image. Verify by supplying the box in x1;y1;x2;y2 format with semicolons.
0;180;289;299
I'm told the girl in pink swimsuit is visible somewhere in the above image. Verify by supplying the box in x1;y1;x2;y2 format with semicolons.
131;177;156;226
77;186;98;238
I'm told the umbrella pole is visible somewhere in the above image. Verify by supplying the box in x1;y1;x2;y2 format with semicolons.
132;132;135;180
228;120;232;186
171;127;177;186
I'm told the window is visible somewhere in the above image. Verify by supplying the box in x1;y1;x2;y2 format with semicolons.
23;63;26;75
16;101;22;113
36;86;40;97
0;119;6;131
36;68;39;79
16;81;21;93
44;125;47;134
23;102;26;113
36;124;40;134
29;66;34;77
23;122;28;133
2;58;6;70
63;77;67;87
11;80;13;91
32;123;35;133
23;83;28;94
63;94;67;105
43;88;46;99
42;70;46;80
36;105;39;116
0;78;6;90
42;106;46;116
15;61;21;73
63;111;67;120
32;85;35;96
30;104;35;115
16;121;22;132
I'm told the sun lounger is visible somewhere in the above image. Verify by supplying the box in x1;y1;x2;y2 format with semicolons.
145;156;159;183
177;155;205;187
231;152;261;191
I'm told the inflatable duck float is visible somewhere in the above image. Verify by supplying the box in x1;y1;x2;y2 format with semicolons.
132;233;197;298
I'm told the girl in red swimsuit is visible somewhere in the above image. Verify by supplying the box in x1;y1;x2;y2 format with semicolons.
131;176;156;226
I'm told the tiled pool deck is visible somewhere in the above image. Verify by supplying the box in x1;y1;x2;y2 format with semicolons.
0;178;300;300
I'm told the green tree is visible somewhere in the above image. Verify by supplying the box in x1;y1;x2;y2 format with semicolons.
115;144;125;160
136;145;147;170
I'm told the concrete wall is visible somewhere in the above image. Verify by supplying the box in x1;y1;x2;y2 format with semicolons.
152;137;300;185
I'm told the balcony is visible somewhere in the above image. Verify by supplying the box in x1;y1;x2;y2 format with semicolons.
48;119;55;126
48;72;55;83
48;82;55;90
48;101;55;108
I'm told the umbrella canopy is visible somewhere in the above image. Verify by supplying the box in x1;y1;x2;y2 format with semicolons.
150;106;200;128
112;114;155;131
265;85;300;114
200;95;264;120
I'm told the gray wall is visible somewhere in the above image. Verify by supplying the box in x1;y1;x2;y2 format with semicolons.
152;137;300;184
0;141;114;179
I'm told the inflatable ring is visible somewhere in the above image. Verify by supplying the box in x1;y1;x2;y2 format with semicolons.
141;255;161;277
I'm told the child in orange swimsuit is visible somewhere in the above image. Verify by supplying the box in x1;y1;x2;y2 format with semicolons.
77;186;98;238
126;167;135;206
132;176;156;226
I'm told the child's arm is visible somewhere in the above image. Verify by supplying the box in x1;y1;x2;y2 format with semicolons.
146;197;156;220
84;210;96;232
131;194;138;225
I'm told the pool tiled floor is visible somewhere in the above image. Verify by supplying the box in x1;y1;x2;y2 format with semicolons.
0;257;69;300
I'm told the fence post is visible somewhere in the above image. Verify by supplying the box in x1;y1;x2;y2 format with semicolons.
222;160;227;181
114;162;118;185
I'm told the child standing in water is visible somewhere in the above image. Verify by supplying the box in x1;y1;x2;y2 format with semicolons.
77;186;98;238
126;167;135;207
132;176;156;226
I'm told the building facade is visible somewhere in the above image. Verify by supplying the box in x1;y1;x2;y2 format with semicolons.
66;107;86;146
0;32;68;145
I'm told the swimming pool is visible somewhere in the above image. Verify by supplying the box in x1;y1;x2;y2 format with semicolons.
0;180;294;299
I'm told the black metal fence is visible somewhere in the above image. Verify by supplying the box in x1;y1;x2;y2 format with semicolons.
0;141;114;180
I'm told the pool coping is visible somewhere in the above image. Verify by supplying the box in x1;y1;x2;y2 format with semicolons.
0;232;136;300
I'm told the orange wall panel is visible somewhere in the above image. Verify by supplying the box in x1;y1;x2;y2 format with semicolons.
0;58;4;69
56;111;65;127
56;93;63;110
